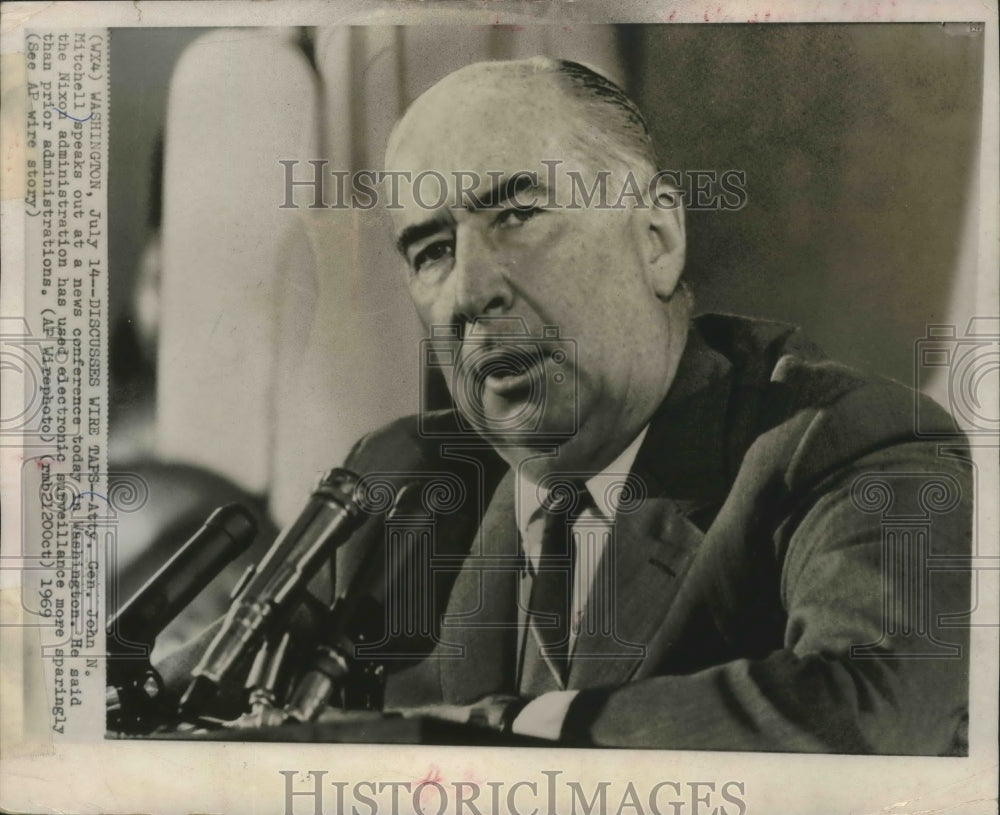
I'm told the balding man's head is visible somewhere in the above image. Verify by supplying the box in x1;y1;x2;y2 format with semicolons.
387;57;658;182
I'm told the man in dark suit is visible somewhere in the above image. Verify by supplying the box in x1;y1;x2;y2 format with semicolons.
327;58;972;754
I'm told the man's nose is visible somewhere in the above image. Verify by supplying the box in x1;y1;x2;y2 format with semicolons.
450;225;512;326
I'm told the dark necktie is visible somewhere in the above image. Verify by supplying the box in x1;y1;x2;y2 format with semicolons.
520;480;589;693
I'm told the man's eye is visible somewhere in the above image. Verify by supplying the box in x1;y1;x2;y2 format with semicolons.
495;207;541;229
412;241;454;273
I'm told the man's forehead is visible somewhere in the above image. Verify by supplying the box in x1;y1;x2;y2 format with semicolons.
385;63;572;174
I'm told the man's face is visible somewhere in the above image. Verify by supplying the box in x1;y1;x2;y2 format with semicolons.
386;68;686;476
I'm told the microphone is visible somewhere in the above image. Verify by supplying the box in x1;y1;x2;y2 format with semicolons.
107;503;258;654
179;468;364;718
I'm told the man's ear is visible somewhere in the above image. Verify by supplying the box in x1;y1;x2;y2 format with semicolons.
640;178;686;301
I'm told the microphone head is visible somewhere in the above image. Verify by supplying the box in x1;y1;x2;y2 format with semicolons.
204;503;258;545
108;502;259;651
314;468;361;518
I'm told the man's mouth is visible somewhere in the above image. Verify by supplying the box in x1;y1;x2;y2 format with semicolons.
465;345;544;401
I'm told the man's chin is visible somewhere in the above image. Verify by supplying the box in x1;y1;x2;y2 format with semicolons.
463;409;578;448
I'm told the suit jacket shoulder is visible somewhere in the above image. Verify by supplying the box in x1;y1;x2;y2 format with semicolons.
692;312;966;491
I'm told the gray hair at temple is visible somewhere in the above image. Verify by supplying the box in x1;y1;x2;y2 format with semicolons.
546;58;659;177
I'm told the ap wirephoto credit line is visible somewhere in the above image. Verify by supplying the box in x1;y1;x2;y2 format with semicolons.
1;3;997;815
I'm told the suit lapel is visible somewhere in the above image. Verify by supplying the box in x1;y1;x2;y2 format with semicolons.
569;493;704;687
439;469;520;703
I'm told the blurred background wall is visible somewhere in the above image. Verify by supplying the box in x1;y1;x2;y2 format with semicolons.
631;24;984;387
108;28;207;332
108;23;986;550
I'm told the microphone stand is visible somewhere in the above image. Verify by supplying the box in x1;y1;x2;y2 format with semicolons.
177;468;373;726
282;596;387;724
226;631;293;730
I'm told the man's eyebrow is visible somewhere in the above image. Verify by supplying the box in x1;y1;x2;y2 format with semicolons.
394;174;544;257
466;173;541;212
395;217;451;257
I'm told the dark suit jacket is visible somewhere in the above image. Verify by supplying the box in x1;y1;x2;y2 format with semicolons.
330;314;972;754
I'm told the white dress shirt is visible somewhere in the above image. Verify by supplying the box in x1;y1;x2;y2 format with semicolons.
511;426;649;739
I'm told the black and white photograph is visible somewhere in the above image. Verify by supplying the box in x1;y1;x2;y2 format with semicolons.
1;2;997;814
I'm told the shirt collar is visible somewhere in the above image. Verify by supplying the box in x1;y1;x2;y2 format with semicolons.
515;425;650;541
